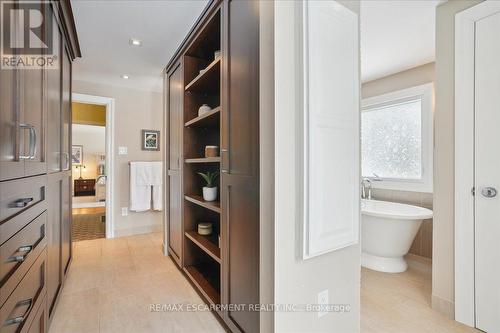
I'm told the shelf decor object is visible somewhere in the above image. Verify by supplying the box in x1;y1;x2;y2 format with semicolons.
205;145;219;157
198;171;218;202
198;222;213;235
198;104;212;116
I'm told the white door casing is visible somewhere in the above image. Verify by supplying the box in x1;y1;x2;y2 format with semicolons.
301;0;360;259
72;93;115;238
455;1;500;329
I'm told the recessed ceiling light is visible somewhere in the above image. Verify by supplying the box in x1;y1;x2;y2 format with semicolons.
121;74;129;79
129;38;142;46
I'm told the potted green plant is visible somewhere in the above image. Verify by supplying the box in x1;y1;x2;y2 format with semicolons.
197;171;219;201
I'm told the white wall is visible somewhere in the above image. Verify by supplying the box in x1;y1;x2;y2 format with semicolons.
274;1;360;332
73;80;163;237
433;0;482;318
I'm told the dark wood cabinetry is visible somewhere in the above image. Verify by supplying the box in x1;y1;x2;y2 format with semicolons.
165;1;259;331
0;2;80;332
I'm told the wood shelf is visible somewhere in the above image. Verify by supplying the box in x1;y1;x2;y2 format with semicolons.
185;58;220;93
184;266;220;305
185;106;220;127
185;231;221;263
185;194;221;213
185;157;220;164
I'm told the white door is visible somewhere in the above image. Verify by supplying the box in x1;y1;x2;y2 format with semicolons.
474;9;500;333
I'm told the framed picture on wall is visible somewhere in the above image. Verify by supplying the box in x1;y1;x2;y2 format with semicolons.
141;130;160;151
72;145;83;165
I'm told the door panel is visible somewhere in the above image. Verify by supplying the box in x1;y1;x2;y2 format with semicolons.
61;46;71;171
46;12;62;174
167;63;183;261
61;172;72;277
46;174;62;315
222;1;260;331
169;63;182;170
474;11;500;333
22;1;46;177
168;171;182;259
0;4;24;181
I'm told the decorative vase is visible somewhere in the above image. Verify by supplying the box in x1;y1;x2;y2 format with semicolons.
198;104;212;117
202;186;217;202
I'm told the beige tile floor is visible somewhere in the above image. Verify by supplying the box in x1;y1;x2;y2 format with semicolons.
51;234;480;333
361;260;480;333
49;232;225;333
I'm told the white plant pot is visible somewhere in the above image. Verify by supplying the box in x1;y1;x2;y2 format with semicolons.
203;187;217;202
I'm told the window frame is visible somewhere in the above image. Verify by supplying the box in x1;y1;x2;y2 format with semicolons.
361;83;434;193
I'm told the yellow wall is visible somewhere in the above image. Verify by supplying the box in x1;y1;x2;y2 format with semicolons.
72;102;106;126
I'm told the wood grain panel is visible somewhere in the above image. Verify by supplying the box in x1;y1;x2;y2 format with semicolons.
222;1;260;331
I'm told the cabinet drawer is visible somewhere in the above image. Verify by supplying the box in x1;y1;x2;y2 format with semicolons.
0;212;47;307
0;176;47;245
0;250;46;333
25;296;46;333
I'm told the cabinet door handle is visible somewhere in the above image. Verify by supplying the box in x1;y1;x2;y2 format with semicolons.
221;149;229;174
19;123;36;160
4;299;33;326
12;197;34;208
62;152;70;169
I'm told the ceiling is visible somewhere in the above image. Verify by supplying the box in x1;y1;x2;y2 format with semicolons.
71;0;209;92
71;0;443;91
361;0;444;82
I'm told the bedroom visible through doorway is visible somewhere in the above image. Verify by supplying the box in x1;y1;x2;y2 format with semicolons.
71;101;107;241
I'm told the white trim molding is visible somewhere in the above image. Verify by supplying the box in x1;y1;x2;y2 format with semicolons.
455;1;500;327
361;83;434;193
72;93;116;239
301;0;360;259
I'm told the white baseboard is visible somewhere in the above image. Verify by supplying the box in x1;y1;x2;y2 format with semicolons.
431;294;454;319
113;224;162;238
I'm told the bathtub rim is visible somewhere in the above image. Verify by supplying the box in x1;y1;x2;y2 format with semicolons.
361;199;433;220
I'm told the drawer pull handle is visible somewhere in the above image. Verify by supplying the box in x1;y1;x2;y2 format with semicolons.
8;245;33;263
4;299;33;326
12;198;34;208
18;245;33;253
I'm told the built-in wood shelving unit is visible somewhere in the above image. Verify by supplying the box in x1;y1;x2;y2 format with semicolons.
166;2;260;330
185;106;220;127
185;231;221;263
185;157;221;164
184;195;221;213
179;7;222;313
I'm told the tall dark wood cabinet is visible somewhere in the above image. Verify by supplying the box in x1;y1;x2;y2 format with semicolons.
165;1;260;332
0;1;80;332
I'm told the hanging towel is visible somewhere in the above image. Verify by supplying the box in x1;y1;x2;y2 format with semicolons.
129;161;163;212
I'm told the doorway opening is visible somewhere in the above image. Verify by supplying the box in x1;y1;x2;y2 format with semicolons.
71;93;115;241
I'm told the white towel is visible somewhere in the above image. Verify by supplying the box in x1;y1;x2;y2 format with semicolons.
153;185;163;211
130;162;163;212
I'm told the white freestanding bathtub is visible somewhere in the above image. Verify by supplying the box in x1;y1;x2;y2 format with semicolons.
361;199;433;273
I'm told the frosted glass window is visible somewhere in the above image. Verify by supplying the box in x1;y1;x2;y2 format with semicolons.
362;99;422;180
